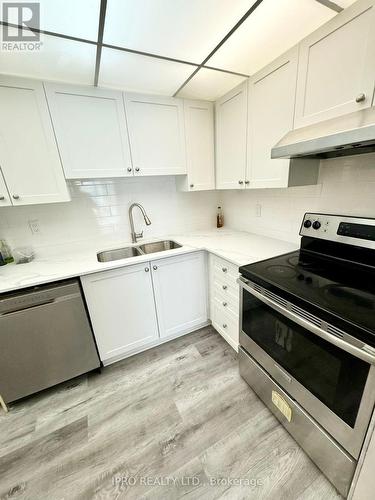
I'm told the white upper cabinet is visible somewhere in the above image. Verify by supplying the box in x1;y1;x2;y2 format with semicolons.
295;0;375;127
247;47;299;189
215;81;248;189
0;75;69;205
45;83;133;179
0;170;11;207
151;252;208;339
123;93;187;176
177;100;215;192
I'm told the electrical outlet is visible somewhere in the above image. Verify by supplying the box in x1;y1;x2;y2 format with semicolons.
28;219;41;235
255;203;262;217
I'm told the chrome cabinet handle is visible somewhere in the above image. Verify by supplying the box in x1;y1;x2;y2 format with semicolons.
222;285;227;290
190;184;194;188
145;267;150;272
127;167;132;172
222;302;227;307
12;194;20;200
356;93;366;103
245;180;250;185
135;167;140;172
238;180;244;185
222;267;227;273
152;265;157;270
222;324;227;329
0;196;5;201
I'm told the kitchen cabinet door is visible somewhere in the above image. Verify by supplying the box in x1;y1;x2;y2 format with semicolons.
45;83;133;179
215;81;248;189
295;0;375;127
123;93;187;176
0;169;11;207
151;252;208;339
81;263;159;364
247;47;298;189
177;100;215;192
0;75;69;205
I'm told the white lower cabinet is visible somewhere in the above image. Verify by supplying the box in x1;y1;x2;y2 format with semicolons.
209;254;240;351
151;252;208;338
81;263;159;364
81;251;208;365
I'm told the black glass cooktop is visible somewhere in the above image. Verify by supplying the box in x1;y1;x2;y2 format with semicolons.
240;248;375;341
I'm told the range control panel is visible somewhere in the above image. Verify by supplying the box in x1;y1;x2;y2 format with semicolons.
300;213;375;249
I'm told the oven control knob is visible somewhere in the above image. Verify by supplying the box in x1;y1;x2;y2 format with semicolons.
305;276;313;284
303;220;312;228
312;221;321;230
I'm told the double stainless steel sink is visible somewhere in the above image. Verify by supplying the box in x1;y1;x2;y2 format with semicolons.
97;240;182;263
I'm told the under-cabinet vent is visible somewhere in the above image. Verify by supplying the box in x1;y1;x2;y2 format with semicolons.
326;325;345;339
289;304;322;329
263;289;288;309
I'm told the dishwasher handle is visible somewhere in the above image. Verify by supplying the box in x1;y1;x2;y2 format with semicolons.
1;298;55;315
0;291;81;316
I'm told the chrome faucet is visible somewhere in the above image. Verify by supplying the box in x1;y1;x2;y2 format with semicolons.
129;203;152;243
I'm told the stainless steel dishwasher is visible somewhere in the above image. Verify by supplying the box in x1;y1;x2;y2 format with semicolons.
0;279;101;405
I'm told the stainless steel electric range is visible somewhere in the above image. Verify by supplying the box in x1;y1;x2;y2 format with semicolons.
238;213;375;497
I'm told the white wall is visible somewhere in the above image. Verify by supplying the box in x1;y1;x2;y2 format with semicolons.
220;153;375;244
1;154;374;256
0;176;218;256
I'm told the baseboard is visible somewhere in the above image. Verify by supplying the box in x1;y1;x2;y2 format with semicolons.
102;320;211;366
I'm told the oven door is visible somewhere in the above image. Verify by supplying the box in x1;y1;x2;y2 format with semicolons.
239;277;375;459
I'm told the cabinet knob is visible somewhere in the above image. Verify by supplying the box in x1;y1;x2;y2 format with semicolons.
222;267;227;273
145;267;150;272
222;285;227;290
356;93;366;103
127;167;132;173
223;324;227;329
135;167;140;172
245;180;250;185
222;301;227;307
12;194;20;200
190;184;194;188
153;265;158;270
238;180;244;185
0;196;5;201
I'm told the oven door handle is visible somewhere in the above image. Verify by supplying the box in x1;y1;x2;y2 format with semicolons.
239;278;375;365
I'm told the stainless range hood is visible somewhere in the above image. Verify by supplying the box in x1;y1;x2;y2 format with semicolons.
272;107;375;160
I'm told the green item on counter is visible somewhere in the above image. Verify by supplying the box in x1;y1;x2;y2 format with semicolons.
0;240;14;264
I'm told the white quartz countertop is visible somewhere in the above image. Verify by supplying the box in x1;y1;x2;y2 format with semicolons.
0;229;298;294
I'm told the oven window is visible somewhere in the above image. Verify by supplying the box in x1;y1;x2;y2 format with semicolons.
242;289;370;428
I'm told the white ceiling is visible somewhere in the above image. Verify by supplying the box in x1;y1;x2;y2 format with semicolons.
0;0;354;100
178;69;247;101
100;47;194;95
0;27;96;84
103;0;255;62
22;0;101;41
207;0;336;75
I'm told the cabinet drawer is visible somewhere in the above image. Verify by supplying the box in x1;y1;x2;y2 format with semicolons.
213;275;239;299
212;300;239;351
211;255;239;281
213;292;239;318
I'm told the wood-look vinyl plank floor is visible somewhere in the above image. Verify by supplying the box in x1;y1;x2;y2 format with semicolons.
0;326;341;499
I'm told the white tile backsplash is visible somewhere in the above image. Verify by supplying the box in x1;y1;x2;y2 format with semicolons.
2;153;375;256
0;176;218;256
221;153;375;244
